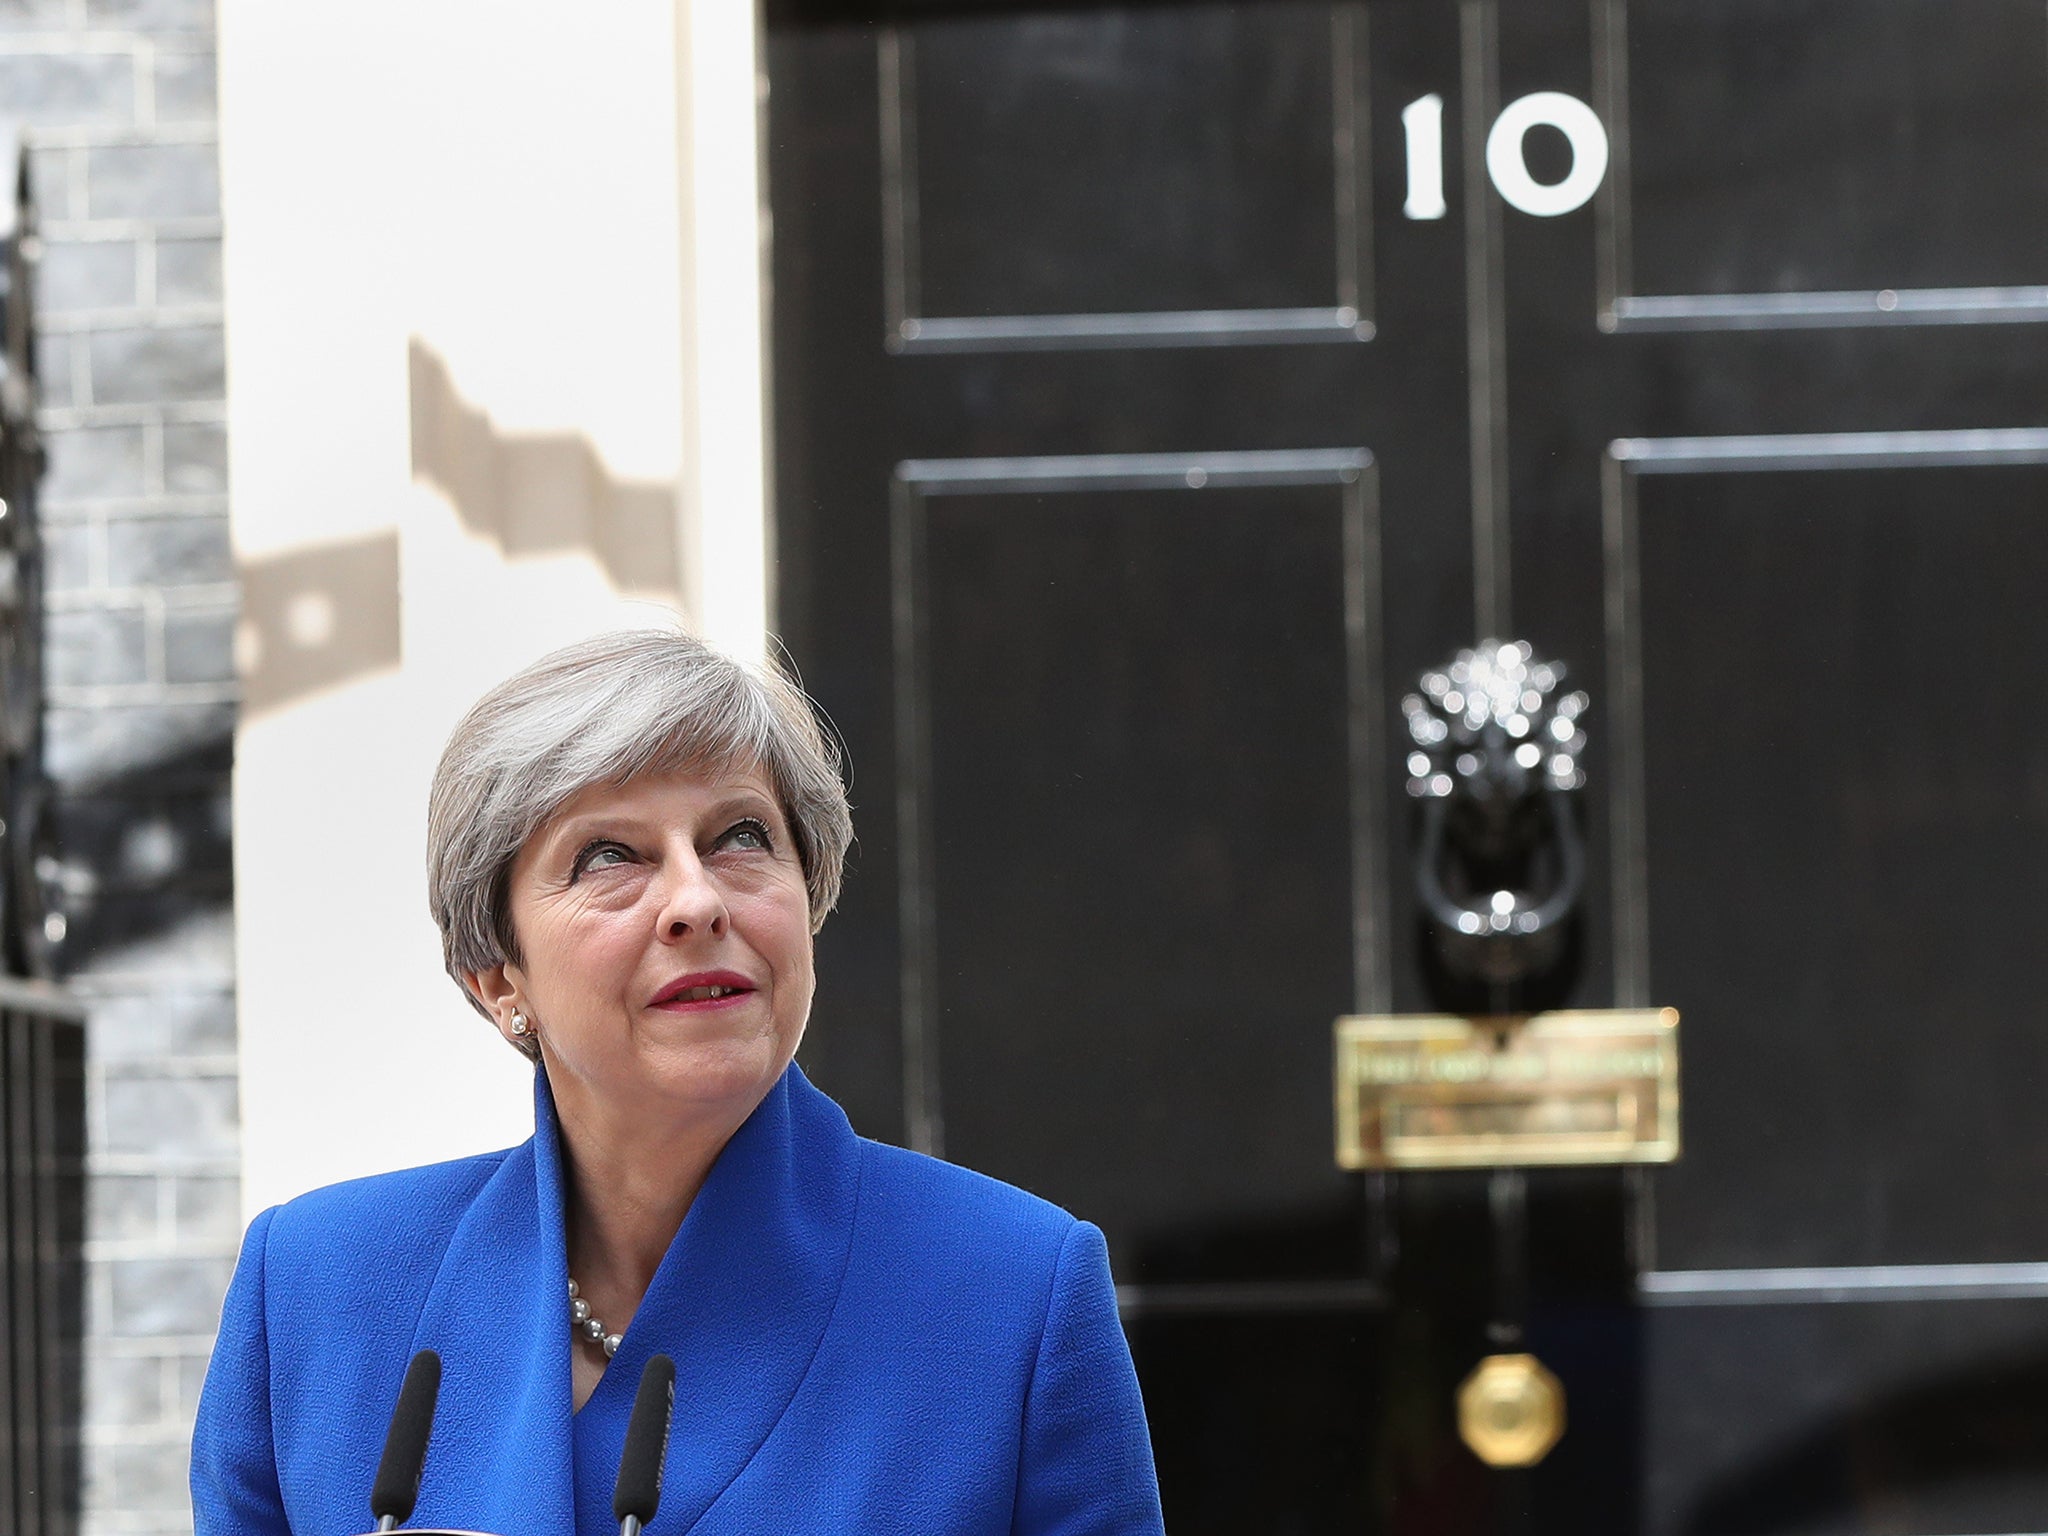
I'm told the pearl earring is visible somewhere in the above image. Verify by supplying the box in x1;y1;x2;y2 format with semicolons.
510;1011;531;1036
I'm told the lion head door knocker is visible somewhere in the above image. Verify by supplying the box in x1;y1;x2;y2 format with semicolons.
1401;639;1588;991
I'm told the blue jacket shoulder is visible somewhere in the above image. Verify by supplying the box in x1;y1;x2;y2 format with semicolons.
258;1148;513;1298
854;1135;1081;1268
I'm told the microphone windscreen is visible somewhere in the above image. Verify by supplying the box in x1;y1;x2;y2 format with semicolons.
613;1353;677;1525
370;1349;443;1525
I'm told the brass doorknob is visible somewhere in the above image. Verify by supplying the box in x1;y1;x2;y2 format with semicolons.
1457;1352;1566;1468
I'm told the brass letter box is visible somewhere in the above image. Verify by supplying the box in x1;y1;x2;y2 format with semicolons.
1334;1008;1679;1169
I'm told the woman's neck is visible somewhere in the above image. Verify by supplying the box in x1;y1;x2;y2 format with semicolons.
555;1090;750;1411
555;1091;749;1303
543;1066;783;1408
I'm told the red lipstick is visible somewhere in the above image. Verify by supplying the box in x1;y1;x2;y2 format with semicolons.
648;970;757;1010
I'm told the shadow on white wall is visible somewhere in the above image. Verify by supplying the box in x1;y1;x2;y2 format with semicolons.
237;338;685;722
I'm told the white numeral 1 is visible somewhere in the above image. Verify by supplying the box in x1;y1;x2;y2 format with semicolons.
1401;93;1448;221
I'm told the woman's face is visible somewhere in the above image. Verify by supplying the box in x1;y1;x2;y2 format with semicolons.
477;762;815;1131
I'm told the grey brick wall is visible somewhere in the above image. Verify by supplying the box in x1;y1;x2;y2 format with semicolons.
3;1;234;1532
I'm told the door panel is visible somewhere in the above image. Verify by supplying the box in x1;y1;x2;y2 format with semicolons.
916;476;1377;1274
1632;462;2048;1271
1646;1298;2048;1536
1130;1309;1382;1534
896;7;1361;328
1619;0;2048;302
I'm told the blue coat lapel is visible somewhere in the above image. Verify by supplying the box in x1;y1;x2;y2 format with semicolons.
405;1088;576;1536
588;1065;862;1530
402;1064;861;1535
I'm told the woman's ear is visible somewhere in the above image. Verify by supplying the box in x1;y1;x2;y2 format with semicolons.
465;964;524;1039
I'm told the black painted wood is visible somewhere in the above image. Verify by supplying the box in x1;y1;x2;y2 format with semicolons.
1129;1307;1383;1533
920;482;1368;1275
770;3;2048;1531
1624;0;2048;297
1638;466;2048;1273
907;9;1343;318
1644;1297;2048;1536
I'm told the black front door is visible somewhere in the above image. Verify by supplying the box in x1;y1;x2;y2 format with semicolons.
767;3;2048;1531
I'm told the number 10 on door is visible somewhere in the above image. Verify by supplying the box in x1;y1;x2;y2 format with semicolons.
1402;92;1611;220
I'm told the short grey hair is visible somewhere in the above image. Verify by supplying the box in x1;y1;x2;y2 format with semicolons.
427;630;852;1052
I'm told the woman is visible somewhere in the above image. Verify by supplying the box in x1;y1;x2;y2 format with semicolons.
191;630;1164;1535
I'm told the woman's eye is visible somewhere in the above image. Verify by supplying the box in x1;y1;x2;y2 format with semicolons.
720;818;773;852
571;840;633;877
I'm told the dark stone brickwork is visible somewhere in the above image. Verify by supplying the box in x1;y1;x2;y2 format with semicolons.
5;0;234;1530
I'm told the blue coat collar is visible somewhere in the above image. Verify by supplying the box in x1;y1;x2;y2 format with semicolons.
404;1063;862;1534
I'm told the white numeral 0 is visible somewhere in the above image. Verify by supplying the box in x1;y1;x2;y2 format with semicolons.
1401;90;1610;220
1486;92;1609;216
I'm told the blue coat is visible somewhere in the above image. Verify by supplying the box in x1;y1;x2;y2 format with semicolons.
190;1064;1164;1535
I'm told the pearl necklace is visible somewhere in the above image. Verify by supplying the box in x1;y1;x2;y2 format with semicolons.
568;1278;622;1358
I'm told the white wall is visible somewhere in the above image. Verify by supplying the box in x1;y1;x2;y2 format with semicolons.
220;0;769;1217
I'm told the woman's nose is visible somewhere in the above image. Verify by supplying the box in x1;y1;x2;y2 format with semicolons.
655;852;728;940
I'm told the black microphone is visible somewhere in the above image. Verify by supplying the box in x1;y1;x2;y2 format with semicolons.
370;1349;443;1532
612;1353;676;1536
